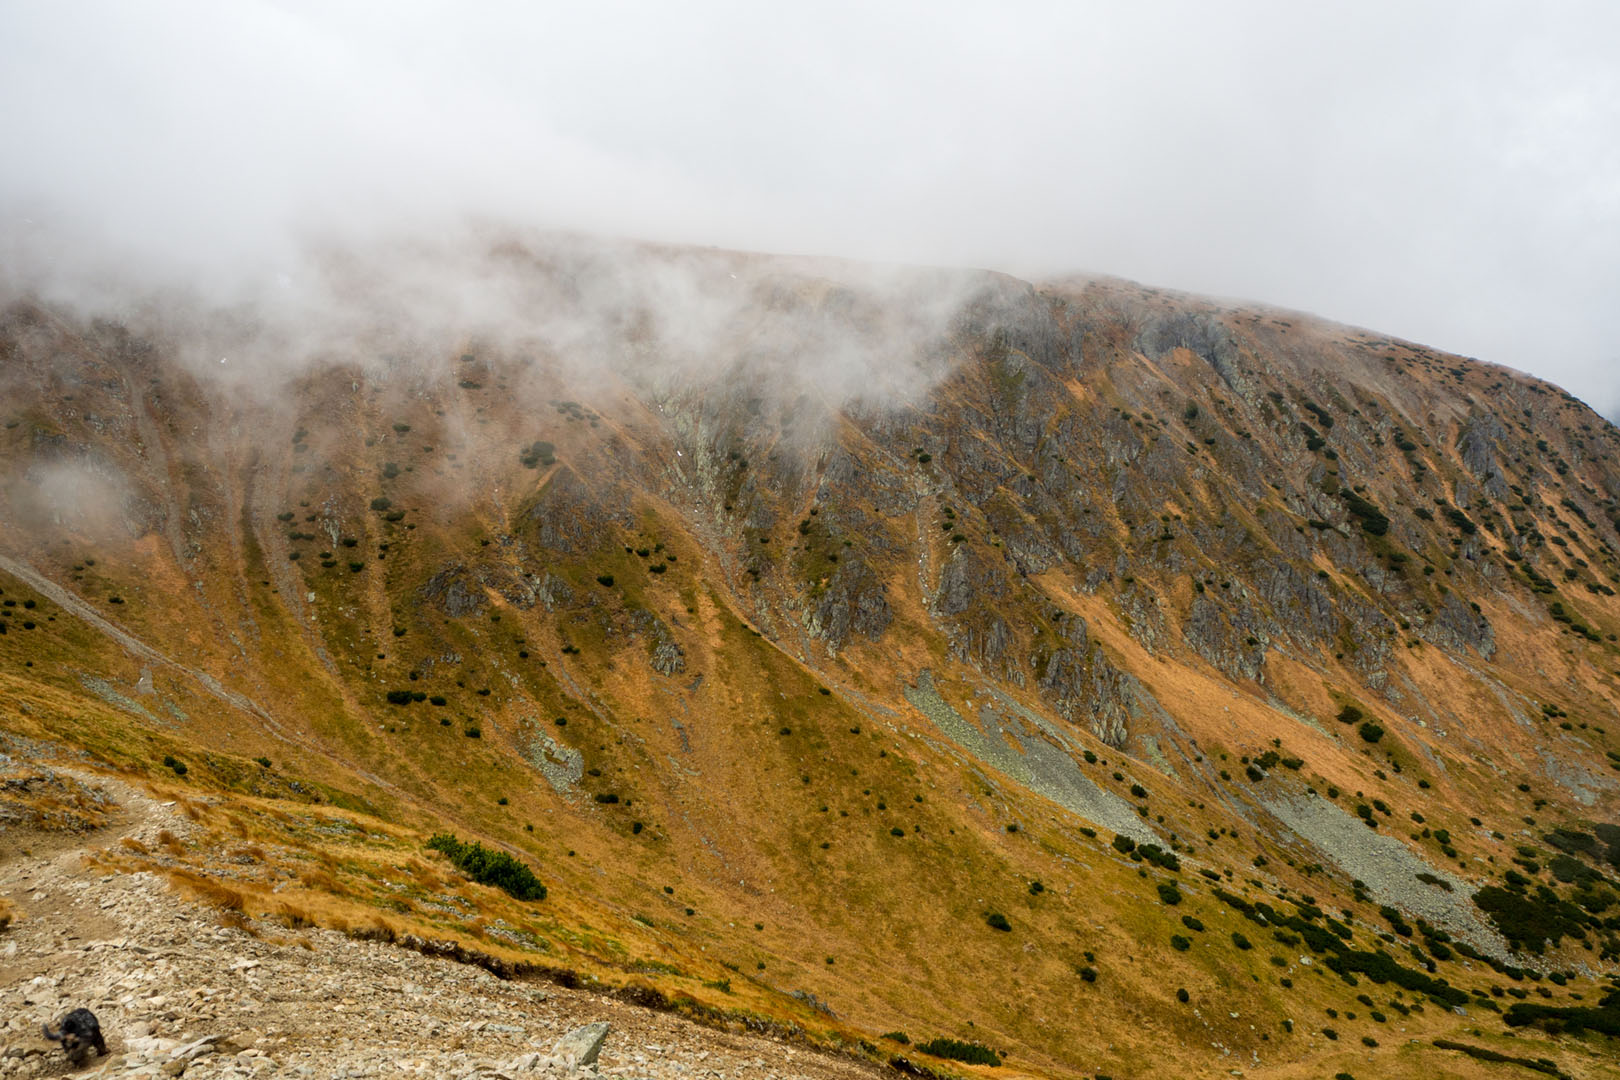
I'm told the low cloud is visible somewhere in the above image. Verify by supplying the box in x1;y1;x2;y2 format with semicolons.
2;3;1617;413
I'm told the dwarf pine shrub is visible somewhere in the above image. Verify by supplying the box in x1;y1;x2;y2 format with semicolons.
917;1038;999;1067
426;832;545;900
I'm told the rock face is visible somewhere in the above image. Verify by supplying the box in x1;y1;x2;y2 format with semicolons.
805;557;891;651
630;609;686;675
421;563;488;618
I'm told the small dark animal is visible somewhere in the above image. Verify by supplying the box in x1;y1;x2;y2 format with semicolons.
42;1008;107;1060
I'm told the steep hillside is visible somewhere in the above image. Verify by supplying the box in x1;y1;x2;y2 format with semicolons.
3;237;1620;1079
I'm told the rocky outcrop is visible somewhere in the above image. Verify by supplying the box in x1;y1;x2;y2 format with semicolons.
1183;594;1267;683
1419;590;1497;659
1457;410;1511;499
526;468;632;555
1036;618;1132;747
420;563;488;618
630;609;686;675
805;556;892;651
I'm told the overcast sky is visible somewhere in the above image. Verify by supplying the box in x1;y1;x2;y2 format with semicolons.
2;1;1618;416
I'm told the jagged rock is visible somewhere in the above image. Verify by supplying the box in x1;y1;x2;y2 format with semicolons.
1457;410;1511;499
629;609;686;675
1420;590;1497;659
552;1021;610;1066
1036;618;1132;748
421;563;489;618
1183;594;1266;682
805;557;891;651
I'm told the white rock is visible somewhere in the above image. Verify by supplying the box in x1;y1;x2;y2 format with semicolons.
553;1022;610;1067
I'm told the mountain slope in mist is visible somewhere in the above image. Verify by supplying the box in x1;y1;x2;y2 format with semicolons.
3;235;1620;1080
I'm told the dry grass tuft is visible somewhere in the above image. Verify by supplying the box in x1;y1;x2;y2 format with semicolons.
120;836;150;854
404;858;443;888
156;829;185;855
215;910;258;936
347;916;401;944
165;868;247;912
299;868;338;892
274;901;317;930
0;896;14;932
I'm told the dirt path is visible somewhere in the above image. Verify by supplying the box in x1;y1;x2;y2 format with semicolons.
0;770;884;1080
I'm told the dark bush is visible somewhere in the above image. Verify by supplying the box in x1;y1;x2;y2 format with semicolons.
986;912;1012;932
1341;492;1389;535
1358;721;1385;744
1112;834;1136;854
1232;931;1253;950
1137;844;1180;871
386;690;414;705
1157;883;1182;905
1176;987;1190;1002
427;832;545;900
916;1038;999;1067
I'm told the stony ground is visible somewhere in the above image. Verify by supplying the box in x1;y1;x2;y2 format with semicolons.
0;771;882;1080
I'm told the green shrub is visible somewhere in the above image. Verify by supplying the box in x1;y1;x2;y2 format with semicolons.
596;574;615;587
426;832;545;900
162;755;188;776
1341;492;1389;535
1079;965;1097;983
1232;931;1253;950
881;1032;910;1045
1176;987;1190;1002
1137;844;1180;870
1358;721;1385;743
1157;883;1182;905
254;756;271;768
1181;915;1205;932
916;1038;999;1067
1170;934;1192;951
1112;834;1136;854
986;912;1012;932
